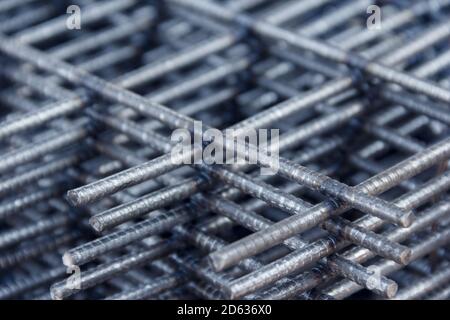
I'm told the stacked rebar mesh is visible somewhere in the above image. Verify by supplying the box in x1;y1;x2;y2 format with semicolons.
0;0;450;300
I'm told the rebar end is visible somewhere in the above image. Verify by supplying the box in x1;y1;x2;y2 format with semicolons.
89;216;105;233
399;211;415;228
385;280;398;299
50;283;64;301
208;252;226;272
398;247;413;265
62;251;75;267
67;189;83;207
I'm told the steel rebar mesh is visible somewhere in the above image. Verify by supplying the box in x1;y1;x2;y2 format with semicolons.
0;0;449;300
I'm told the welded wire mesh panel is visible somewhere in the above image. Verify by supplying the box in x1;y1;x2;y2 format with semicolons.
0;0;449;300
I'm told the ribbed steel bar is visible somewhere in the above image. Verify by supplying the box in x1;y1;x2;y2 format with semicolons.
87;137;401;298
169;0;450;103
1;37;420;282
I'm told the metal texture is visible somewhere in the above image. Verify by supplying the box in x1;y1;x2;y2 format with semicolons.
0;0;449;300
